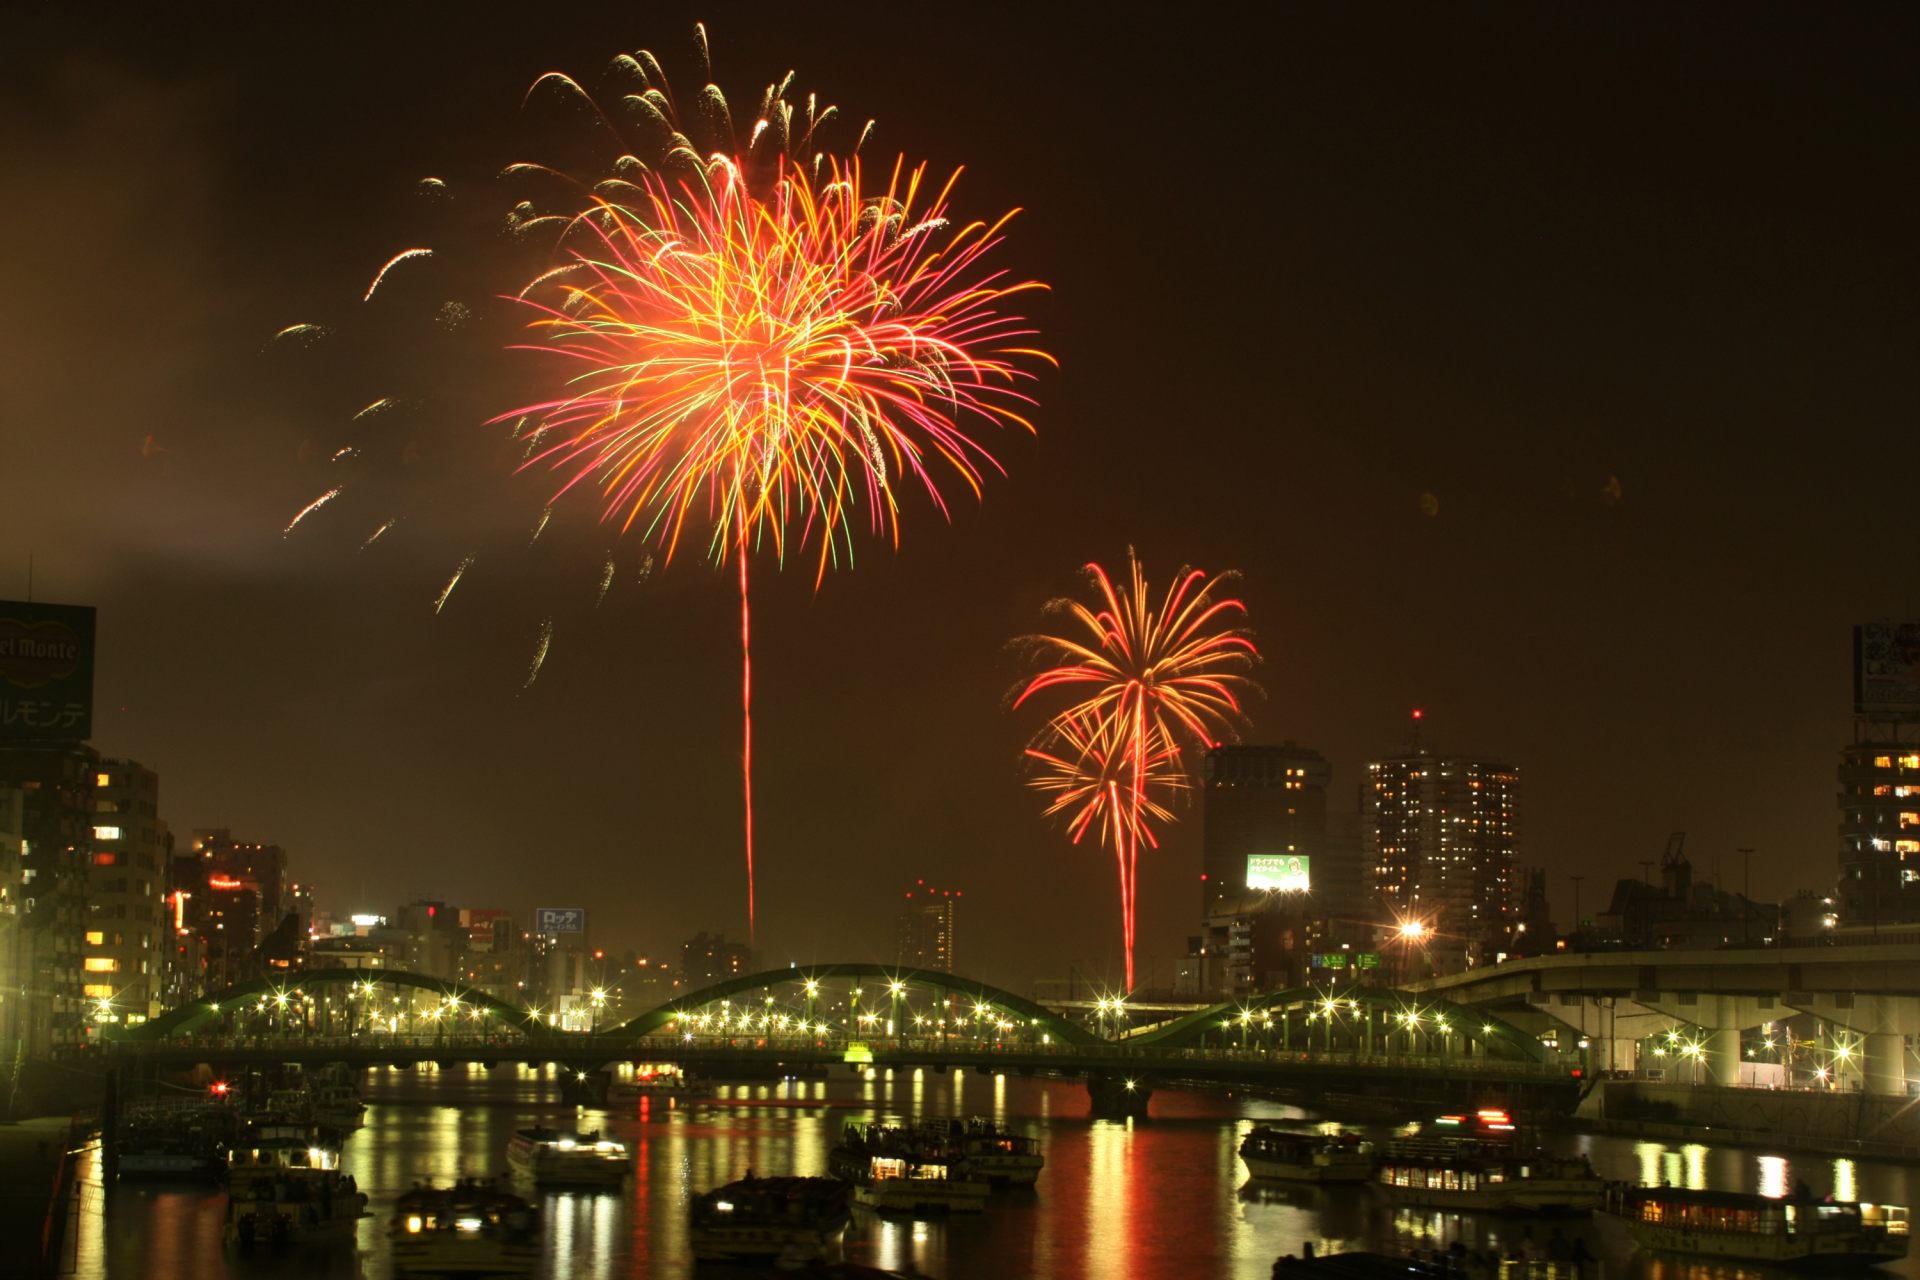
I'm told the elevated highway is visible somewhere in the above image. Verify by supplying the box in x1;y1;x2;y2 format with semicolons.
1409;943;1920;1094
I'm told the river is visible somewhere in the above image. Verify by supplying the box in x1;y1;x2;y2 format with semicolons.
63;1064;1920;1279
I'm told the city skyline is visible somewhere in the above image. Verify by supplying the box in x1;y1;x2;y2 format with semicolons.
3;5;1916;988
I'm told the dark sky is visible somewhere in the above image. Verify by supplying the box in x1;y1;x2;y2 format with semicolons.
3;5;1915;990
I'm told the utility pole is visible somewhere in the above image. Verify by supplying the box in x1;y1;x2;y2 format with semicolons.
1738;847;1754;944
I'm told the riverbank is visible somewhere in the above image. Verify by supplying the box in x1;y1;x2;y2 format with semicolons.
1576;1079;1920;1163
0;1115;85;1278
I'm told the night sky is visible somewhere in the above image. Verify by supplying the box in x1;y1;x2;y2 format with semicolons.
4;5;1915;988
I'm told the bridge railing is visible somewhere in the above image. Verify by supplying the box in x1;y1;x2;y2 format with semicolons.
112;1029;1572;1076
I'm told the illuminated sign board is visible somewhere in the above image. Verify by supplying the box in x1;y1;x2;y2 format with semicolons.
208;874;245;891
535;907;586;934
1311;952;1382;970
1247;853;1310;892
0;600;95;742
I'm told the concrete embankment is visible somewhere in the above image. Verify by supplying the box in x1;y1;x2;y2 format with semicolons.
1576;1080;1920;1161
0;1115;86;1278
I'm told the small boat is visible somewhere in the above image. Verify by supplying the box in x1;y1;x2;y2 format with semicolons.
312;1081;366;1133
606;1065;689;1104
1375;1113;1601;1213
391;1179;540;1276
227;1122;343;1199
115;1101;230;1181
505;1125;629;1188
921;1118;1044;1186
689;1175;853;1263
1600;1183;1910;1268
1240;1127;1373;1184
226;1165;367;1249
829;1123;990;1214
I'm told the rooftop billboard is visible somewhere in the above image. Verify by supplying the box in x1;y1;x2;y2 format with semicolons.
1855;622;1920;715
1247;853;1310;893
0;600;94;742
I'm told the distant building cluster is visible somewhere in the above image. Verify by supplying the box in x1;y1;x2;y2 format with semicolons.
1181;722;1522;996
0;739;319;1056
894;880;960;974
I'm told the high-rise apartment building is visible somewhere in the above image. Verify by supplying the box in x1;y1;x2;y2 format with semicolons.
87;759;169;1023
1366;735;1520;961
0;786;25;1055
0;744;97;1054
1838;621;1920;923
174;829;292;991
895;880;958;973
1200;745;1332;917
680;930;754;988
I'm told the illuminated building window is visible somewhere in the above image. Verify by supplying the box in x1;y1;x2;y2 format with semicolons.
92;851;117;867
1904;755;1920;771
83;984;114;999
93;826;121;841
84;958;117;973
1875;756;1894;768
84;931;104;946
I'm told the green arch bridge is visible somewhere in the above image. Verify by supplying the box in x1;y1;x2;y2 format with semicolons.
113;963;1581;1117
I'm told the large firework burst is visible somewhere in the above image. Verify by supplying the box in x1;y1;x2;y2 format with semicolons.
505;29;1051;940
1016;553;1258;990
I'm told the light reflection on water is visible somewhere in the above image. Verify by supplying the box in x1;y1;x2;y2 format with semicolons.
65;1072;1920;1280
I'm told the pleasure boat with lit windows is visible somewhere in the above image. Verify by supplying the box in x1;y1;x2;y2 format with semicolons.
226;1122;344;1197
1239;1127;1373;1184
505;1125;630;1188
830;1123;991;1213
690;1175;853;1263
1374;1111;1602;1213
920;1117;1045;1186
1601;1183;1910;1268
390;1179;540;1276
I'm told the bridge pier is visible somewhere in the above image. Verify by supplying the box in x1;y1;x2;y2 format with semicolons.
1865;1032;1908;1096
1085;1071;1151;1120
1704;1026;1741;1087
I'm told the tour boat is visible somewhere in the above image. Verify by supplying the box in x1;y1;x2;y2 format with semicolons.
689;1175;853;1263
829;1123;991;1213
226;1164;367;1249
1375;1139;1601;1213
921;1118;1045;1186
1239;1127;1374;1184
505;1125;629;1188
390;1179;540;1276
1601;1183;1910;1268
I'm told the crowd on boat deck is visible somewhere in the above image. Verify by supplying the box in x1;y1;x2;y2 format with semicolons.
234;1171;359;1206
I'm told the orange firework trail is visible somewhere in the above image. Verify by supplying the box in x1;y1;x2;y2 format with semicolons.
1017;553;1257;991
505;28;1051;941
